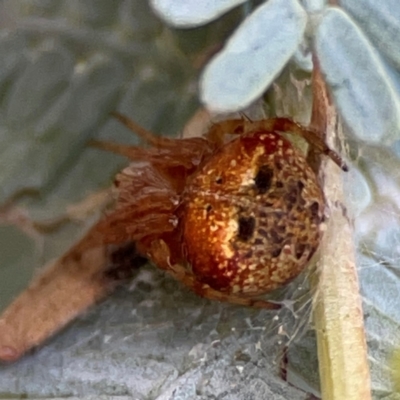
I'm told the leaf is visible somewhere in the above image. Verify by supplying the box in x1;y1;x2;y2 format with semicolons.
150;0;248;28
353;145;400;396
341;0;400;70
200;0;307;113
0;226;37;311
0;53;125;203
5;47;74;128
315;7;400;143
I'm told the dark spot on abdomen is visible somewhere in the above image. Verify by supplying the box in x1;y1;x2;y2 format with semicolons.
271;247;282;258
238;216;256;241
310;202;320;219
295;243;306;259
254;166;273;194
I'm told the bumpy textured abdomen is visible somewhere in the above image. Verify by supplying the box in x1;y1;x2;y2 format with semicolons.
182;129;325;296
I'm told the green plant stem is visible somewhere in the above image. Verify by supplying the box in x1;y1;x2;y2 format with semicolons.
311;57;371;399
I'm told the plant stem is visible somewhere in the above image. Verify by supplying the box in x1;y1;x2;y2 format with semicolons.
310;54;371;399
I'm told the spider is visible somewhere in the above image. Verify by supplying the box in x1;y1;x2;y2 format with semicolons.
0;112;347;362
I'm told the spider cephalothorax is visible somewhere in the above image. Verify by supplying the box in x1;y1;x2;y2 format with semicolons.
0;113;347;362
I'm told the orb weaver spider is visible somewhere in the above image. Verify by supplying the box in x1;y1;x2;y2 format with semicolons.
0;112;347;362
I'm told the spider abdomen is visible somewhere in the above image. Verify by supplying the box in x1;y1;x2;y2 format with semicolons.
183;129;325;296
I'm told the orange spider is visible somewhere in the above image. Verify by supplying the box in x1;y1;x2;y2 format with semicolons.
0;112;347;362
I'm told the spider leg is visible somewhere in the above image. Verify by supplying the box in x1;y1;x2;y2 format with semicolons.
147;240;280;310
91;113;215;168
79;209;177;252
110;111;175;147
111;111;214;156
205;119;245;144
90;138;212;172
253;118;348;171
89;139;152;161
208;118;348;171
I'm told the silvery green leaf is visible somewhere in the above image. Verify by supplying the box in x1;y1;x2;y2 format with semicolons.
150;0;247;28
0;53;125;202
343;167;372;218
358;253;400;396
341;0;400;70
301;0;326;13
200;0;307;113
315;8;400;143
5;47;74;128
349;143;400;396
0;33;29;86
0;226;37;309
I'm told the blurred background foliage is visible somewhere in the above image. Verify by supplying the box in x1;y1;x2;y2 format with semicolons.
0;0;399;399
